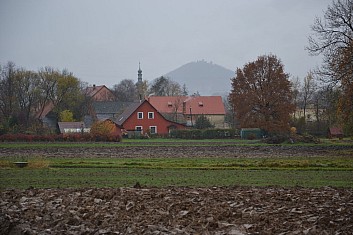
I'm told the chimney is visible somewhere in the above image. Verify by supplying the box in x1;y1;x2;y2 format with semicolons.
93;84;96;90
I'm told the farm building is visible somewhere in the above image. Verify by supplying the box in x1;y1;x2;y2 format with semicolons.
89;101;133;121
85;85;116;101
57;122;90;134
328;127;344;139
113;99;185;136
35;102;57;129
147;96;226;128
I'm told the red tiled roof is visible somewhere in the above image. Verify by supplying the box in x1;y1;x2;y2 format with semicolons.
85;85;106;97
147;96;187;114
148;96;225;115
114;102;143;126
187;96;225;115
35;102;55;119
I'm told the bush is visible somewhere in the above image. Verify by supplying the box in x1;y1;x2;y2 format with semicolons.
195;115;214;129
90;120;121;142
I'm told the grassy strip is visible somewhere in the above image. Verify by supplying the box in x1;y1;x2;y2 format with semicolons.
2;156;353;189
1;168;352;189
1;157;353;170
0;138;352;148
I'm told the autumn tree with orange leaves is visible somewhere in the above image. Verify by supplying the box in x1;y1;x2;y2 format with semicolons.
229;55;295;134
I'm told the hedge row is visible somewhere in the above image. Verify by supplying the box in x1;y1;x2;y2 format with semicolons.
0;133;121;142
169;129;239;139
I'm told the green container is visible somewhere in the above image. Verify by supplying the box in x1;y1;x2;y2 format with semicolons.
240;128;263;139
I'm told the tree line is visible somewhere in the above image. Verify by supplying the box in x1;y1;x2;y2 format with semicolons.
0;62;190;135
0;62;87;134
112;76;189;102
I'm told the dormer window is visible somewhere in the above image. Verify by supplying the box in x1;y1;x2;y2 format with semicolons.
198;102;204;107
167;102;173;107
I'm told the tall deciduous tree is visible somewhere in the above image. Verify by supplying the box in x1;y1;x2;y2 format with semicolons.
0;62;17;124
307;0;353;133
14;69;41;127
307;0;353;83
37;67;83;120
229;55;295;133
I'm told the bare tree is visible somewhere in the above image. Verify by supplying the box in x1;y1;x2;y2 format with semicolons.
149;76;183;96
307;0;353;84
290;76;301;120
0;62;17;123
172;96;184;122
299;72;317;122
307;0;353;133
14;69;41;127
112;79;137;102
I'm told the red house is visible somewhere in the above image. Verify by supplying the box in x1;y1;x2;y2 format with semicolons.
114;99;185;136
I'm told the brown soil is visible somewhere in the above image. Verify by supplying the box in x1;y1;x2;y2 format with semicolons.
1;187;353;234
1;143;352;158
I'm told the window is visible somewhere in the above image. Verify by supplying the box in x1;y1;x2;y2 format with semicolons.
137;112;143;119
148;112;154;119
149;126;157;134
135;126;143;132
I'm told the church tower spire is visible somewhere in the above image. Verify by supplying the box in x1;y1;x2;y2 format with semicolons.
137;62;142;83
137;62;144;102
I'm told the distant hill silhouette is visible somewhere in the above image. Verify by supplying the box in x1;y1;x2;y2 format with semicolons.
164;60;234;96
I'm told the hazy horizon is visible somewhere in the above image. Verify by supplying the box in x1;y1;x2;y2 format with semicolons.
1;0;330;90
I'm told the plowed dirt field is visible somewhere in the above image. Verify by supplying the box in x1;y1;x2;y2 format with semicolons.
1;142;353;234
1;187;353;234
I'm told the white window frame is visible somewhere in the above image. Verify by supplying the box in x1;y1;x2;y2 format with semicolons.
137;112;143;119
135;126;143;132
149;126;157;134
148;112;154;119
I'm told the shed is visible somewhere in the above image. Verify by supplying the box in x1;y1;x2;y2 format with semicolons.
328;127;344;139
58;122;90;134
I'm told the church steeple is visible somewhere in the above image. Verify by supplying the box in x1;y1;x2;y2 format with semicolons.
137;62;142;83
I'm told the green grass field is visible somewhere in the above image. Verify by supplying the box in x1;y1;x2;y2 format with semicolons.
1;167;352;189
1;156;353;189
1;138;353;189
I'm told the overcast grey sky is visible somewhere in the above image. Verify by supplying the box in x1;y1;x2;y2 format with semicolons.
0;0;331;89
